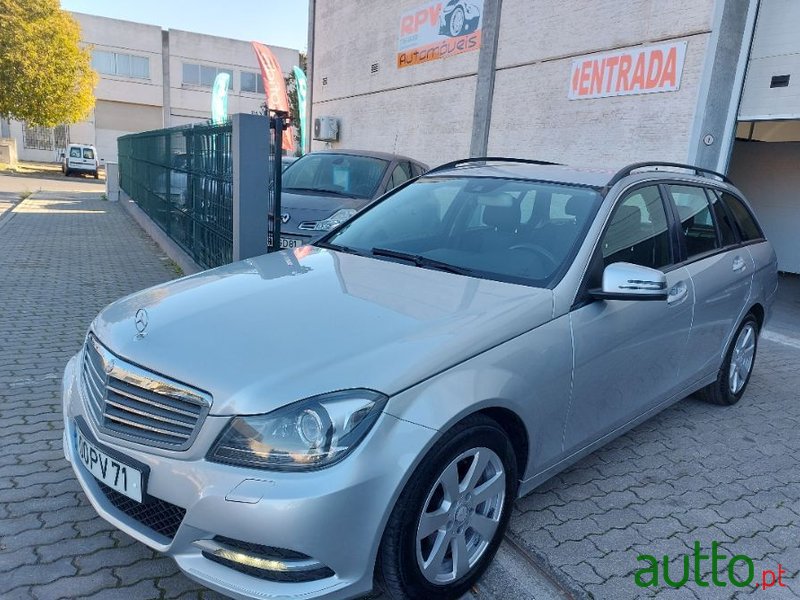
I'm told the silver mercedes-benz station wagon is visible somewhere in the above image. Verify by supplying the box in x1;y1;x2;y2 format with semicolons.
62;159;778;600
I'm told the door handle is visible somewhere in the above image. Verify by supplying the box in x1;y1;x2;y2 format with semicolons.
732;256;747;272
667;280;688;305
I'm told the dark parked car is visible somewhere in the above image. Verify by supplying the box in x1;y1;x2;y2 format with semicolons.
270;150;428;248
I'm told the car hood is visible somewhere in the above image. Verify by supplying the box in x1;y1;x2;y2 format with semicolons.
91;248;554;415
279;191;368;235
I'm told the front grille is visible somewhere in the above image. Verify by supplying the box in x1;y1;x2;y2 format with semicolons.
81;335;211;450
97;481;186;539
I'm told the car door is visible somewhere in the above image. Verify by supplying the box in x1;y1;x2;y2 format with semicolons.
665;184;753;383
565;184;694;452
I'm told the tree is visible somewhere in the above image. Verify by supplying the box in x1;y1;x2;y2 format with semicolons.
0;0;97;127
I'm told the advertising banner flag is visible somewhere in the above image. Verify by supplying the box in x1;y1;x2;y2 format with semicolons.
252;41;294;152
293;66;308;154
211;72;230;124
397;0;484;69
568;42;688;100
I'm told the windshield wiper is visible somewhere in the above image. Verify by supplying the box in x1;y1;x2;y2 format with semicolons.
316;241;366;256
371;247;474;276
284;186;351;198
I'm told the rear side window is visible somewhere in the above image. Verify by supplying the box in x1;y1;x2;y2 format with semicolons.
706;189;737;247
669;185;718;258
720;192;763;241
602;185;672;269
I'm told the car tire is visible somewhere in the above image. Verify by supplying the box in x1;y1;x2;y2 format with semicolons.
376;414;518;600
448;7;466;37
93;170;99;179
698;313;759;406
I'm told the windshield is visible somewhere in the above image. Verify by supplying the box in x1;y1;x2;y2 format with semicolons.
323;176;602;288
283;153;389;199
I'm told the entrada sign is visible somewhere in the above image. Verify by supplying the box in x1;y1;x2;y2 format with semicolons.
397;1;484;69
569;41;687;100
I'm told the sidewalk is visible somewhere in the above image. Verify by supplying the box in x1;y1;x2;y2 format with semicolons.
0;193;798;599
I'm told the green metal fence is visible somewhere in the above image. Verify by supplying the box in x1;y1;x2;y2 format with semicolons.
118;122;233;269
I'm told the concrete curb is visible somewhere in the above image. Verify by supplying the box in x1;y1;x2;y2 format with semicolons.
117;190;202;276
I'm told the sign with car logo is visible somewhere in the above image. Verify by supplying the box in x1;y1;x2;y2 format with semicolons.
397;1;484;69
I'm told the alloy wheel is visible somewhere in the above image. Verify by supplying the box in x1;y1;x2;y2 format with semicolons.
729;322;756;394
415;447;505;584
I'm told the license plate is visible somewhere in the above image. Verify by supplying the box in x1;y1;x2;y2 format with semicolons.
75;426;143;502
268;235;302;249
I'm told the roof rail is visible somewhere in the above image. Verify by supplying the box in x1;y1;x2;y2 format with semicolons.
606;161;732;190
426;156;562;176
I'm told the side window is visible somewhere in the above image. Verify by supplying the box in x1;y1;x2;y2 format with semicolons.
412;163;427;177
720;192;763;241
669;185;718;258
706;189;737;247
387;162;413;191
602;186;672;269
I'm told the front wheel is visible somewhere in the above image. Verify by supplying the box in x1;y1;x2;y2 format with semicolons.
376;414;518;599
448;7;466;37
699;314;759;405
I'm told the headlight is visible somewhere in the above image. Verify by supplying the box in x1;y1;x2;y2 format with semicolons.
208;389;387;471
313;208;357;231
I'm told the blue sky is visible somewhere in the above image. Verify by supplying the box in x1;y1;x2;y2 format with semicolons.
60;0;310;51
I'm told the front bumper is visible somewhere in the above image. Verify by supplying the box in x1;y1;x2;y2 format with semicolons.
62;353;436;600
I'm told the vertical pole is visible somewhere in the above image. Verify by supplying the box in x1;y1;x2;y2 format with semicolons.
469;0;503;158
269;114;284;252
305;0;316;155
232;113;270;261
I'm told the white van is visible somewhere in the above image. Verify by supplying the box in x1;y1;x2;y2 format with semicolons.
62;144;100;179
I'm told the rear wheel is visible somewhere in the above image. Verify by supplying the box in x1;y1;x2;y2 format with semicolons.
64;169;71;177
93;170;99;179
376;414;517;599
699;314;758;405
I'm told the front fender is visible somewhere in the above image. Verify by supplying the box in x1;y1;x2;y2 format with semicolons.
384;315;573;480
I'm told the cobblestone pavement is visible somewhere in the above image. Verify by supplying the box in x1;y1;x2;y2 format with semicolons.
1;192;798;599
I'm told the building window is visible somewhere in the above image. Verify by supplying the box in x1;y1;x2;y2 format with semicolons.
92;50;150;79
182;62;233;88
240;71;265;94
23;123;70;151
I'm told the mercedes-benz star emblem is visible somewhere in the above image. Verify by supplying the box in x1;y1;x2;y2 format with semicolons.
281;213;291;224
134;308;149;335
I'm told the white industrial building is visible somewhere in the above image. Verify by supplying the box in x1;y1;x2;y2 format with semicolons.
308;0;800;273
3;12;299;163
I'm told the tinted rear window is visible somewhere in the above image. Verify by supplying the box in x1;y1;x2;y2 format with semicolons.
720;192;763;241
707;189;737;247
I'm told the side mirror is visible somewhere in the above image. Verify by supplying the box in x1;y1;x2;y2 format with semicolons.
59;152;65;159
591;262;668;301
